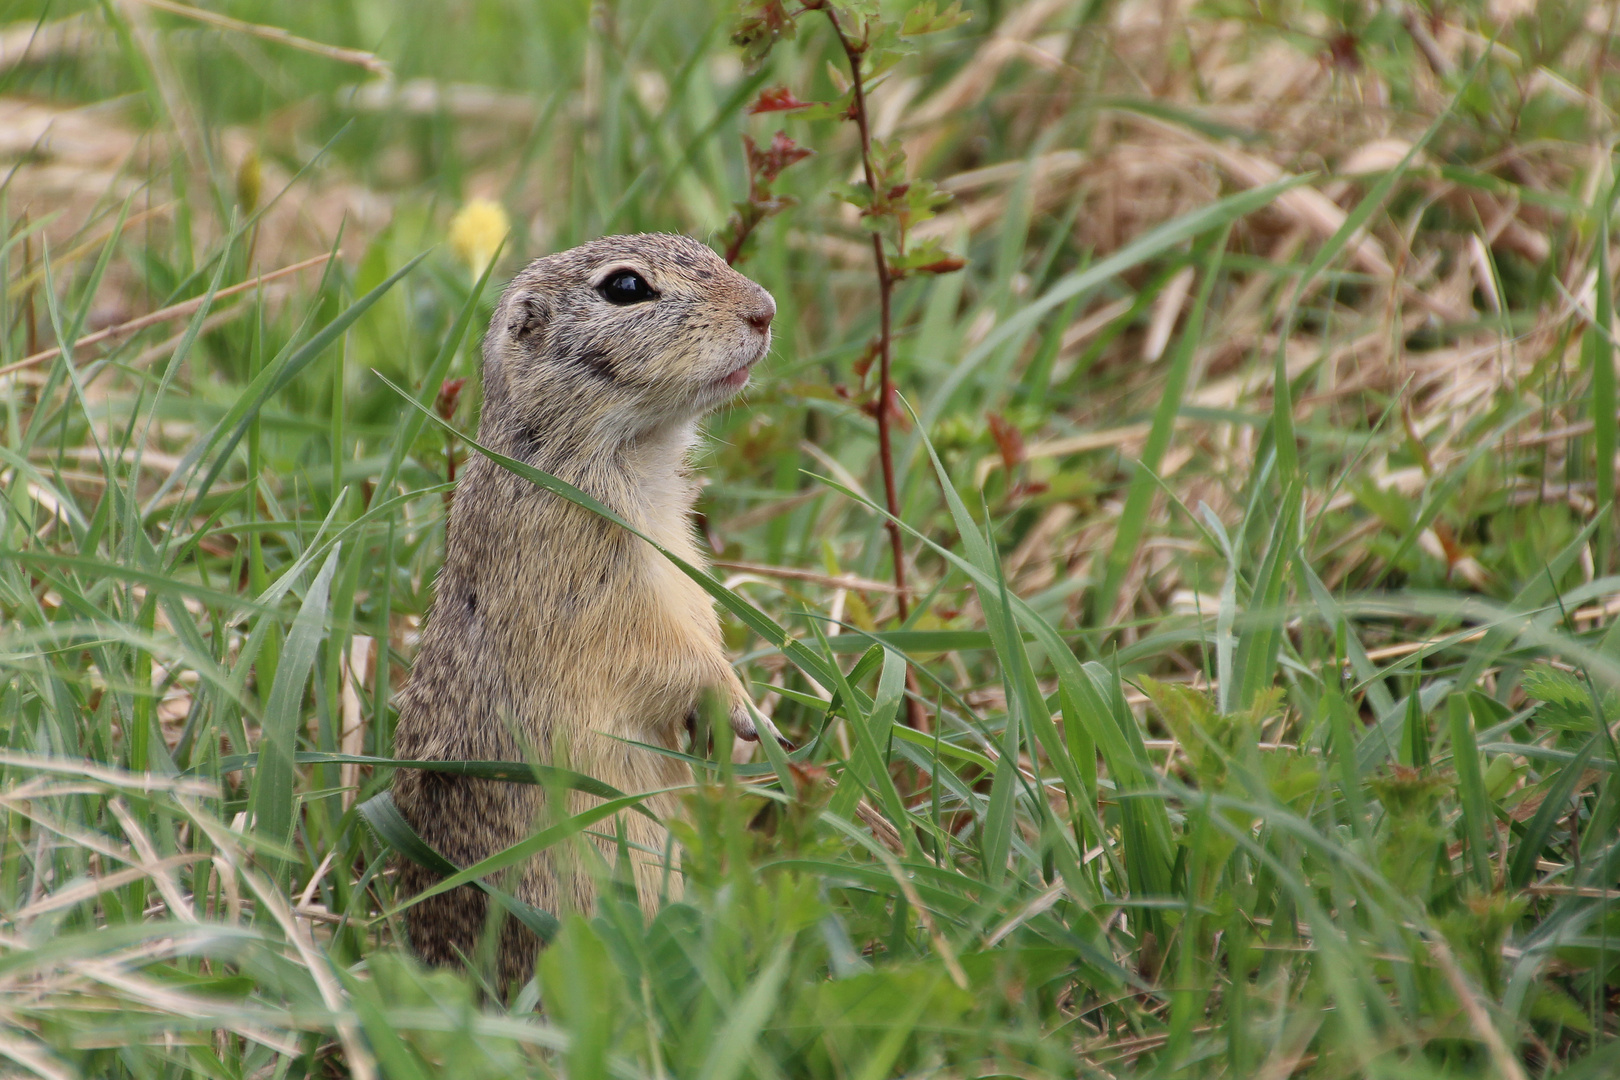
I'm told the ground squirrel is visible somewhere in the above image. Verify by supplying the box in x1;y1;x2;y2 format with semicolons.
391;234;774;985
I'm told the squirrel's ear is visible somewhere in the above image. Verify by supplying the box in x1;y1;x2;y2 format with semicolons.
507;292;549;342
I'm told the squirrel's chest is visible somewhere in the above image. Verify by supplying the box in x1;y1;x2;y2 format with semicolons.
620;517;720;653
548;537;719;733
471;459;722;732
513;499;720;716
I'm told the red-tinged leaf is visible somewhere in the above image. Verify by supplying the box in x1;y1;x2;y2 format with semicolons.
746;131;814;184
987;412;1024;472
749;86;814;113
1010;480;1050;500
742;133;766;172
1326;31;1360;71
914;256;967;274
1432;520;1464;567
767;130;814;169
852;339;880;382
436;377;467;421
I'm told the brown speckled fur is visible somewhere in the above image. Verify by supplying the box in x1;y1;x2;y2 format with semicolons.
391;234;774;987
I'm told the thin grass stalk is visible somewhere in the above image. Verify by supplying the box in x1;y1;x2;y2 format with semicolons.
1590;171;1616;573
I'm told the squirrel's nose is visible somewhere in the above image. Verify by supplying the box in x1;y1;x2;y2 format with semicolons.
744;294;776;334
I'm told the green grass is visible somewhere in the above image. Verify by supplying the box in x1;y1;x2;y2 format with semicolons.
1;0;1618;1076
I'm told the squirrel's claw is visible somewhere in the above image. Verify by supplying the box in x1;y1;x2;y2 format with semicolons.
729;700;759;742
731;699;794;750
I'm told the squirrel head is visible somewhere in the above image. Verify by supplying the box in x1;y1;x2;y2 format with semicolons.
481;234;774;447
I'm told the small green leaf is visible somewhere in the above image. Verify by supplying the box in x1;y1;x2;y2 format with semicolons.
902;1;970;36
731;0;798;66
1521;663;1600;730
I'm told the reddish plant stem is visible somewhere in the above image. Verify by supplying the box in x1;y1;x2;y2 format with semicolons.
826;9;909;624
826;9;929;732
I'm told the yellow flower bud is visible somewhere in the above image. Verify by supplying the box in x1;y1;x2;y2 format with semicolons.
448;197;510;279
236;150;262;215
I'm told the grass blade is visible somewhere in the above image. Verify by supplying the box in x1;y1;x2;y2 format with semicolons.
920;175;1309;427
1094;230;1224;625
697;941;791;1080
151;250;427;524
1508;736;1598;890
251;546;339;873
1447;694;1495;892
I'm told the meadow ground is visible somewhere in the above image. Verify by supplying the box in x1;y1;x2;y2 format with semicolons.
1;0;1618;1076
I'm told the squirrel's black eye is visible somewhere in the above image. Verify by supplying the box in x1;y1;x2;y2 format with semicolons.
597;270;658;306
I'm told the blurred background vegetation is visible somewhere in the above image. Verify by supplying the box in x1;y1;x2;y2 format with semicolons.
1;0;1618;1076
